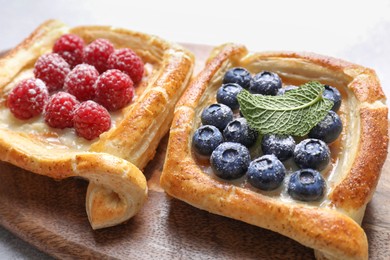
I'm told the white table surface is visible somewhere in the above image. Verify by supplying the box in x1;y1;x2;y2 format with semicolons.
0;0;390;258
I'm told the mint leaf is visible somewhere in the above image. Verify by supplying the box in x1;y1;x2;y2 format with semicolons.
237;81;334;136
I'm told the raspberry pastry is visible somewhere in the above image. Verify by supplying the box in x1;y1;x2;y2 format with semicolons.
160;44;388;259
0;20;194;229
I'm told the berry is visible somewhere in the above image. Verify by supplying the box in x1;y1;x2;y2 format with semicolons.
73;100;111;140
277;85;298;95
210;142;251;180
216;83;243;110
44;92;79;129
223;67;252;89
64;64;99;101
53;34;84;68
94;69;134;111
201;103;233;131
287;169;326;201
107;48;144;84
7;78;48;119
223;117;258;147
308;110;343;143
192;125;224;156
249;71;282;95
261;134;296;161
323;85;341;112
247;154;286;191
83;38;114;73
34;53;71;92
293;139;330;171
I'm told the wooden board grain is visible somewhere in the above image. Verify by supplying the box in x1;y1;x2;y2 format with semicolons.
0;44;389;259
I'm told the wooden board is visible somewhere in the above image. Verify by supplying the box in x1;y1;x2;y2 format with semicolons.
0;44;389;259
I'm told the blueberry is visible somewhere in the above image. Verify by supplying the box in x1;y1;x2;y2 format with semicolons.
276;85;298;95
201;103;233;131
308;110;343;143
261;134;296;161
287;169;326;201
247;154;286;191
293;139;330;171
192;125;224;156
249;71;282;95
223;67;252;89
210;142;251;180
223;118;258;147
323;85;341;112
216;83;243;111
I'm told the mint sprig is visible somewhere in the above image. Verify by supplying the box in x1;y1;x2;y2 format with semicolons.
237;81;333;136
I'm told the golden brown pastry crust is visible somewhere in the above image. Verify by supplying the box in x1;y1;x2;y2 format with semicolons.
160;43;388;259
0;20;194;229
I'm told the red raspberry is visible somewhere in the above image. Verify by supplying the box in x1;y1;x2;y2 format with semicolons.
64;64;99;101
34;53;71;92
94;69;134;111
53;34;85;68
73;100;111;140
107;48;144;84
7;78;49;120
43;92;80;129
83;38;114;73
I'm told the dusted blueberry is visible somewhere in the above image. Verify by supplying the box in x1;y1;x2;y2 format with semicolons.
223;67;252;89
247;154;286;191
276;85;298;95
287;169;326;201
223;118;258;147
249;71;282;95
308;110;343;143
216;83;243;110
323;85;342;112
192;125;224;156
294;139;330;171
210;142;251;180
261;134;296;161
201;103;233;131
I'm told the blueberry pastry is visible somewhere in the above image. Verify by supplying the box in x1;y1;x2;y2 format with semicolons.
160;43;388;259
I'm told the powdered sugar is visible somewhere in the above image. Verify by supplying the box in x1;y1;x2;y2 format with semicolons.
83;38;114;73
43;91;79;129
94;69;134;111
7;78;49;120
34;53;71;91
64;64;99;101
53;34;85;68
107;48;144;84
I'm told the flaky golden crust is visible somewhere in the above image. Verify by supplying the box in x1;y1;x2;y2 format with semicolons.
0;20;194;229
330;105;388;209
160;44;388;259
0;129;147;229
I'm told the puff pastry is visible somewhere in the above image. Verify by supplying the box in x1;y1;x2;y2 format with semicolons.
0;20;194;229
160;43;388;259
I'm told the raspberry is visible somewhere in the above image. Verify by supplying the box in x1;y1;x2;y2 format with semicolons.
83;38;114;73
34;53;71;92
107;48;144;84
94;69;134;111
64;64;99;101
73;100;111;140
7;78;49;120
53;34;85;68
43;92;80;129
